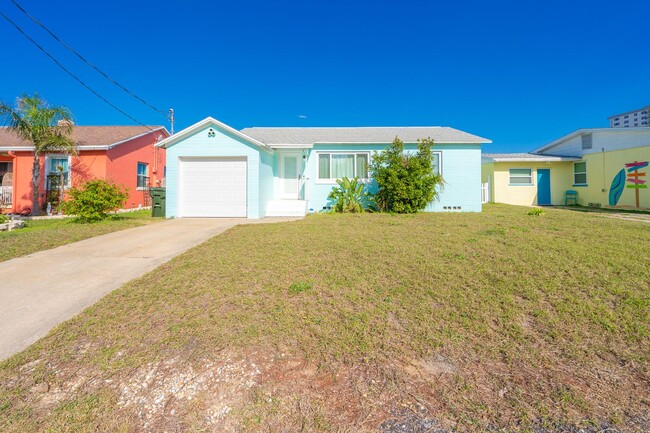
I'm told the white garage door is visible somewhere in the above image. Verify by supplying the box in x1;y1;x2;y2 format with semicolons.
179;157;247;217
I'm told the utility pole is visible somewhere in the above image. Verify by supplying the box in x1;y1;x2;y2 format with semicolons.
168;108;175;134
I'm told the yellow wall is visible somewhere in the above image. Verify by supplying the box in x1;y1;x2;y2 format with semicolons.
578;146;649;209
488;161;574;206
483;145;650;209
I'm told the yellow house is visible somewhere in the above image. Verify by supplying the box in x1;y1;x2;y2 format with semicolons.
482;128;650;209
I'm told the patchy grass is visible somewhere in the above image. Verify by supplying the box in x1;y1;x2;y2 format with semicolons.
0;204;648;432
0;210;159;262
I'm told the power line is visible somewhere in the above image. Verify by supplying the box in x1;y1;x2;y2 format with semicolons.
10;0;169;120
0;9;154;131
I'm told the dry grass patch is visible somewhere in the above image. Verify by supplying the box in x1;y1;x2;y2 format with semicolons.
0;204;648;432
0;210;159;262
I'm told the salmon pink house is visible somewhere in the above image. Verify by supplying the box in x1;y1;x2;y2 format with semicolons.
0;125;169;214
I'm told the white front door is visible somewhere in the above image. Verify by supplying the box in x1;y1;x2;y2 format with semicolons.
280;154;301;199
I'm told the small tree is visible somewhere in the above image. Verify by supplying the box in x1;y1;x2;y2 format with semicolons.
61;179;128;223
370;136;442;213
0;94;75;215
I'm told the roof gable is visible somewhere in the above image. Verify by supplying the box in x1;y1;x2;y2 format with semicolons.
532;127;650;156
155;117;273;153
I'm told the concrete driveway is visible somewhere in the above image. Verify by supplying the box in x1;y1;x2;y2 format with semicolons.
0;217;298;361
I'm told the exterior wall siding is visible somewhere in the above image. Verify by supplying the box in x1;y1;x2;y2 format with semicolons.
259;150;275;217
425;144;482;212
576;147;650;209
106;132;166;209
165;125;265;218
5;130;166;214
539;129;650;157
490;161;574;206
303;143;482;213
8;152;34;213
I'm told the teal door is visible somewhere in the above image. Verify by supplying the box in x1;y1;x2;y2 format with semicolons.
537;169;551;205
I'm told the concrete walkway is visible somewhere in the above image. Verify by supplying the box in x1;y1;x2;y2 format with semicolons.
0;217;298;361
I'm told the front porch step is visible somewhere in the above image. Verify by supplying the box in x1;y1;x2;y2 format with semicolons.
266;200;308;217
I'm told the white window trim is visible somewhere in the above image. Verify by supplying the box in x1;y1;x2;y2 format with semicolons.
44;154;72;189
508;168;533;186
573;161;587;186
137;162;149;190
315;151;371;184
432;151;442;176
315;150;442;184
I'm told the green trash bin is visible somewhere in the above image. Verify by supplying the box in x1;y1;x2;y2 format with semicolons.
149;187;166;217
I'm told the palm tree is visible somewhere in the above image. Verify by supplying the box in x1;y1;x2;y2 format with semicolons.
0;94;75;215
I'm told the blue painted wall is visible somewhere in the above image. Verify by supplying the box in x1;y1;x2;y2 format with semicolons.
259;150;275;217
166;124;483;217
165;124;270;218
303;143;482;213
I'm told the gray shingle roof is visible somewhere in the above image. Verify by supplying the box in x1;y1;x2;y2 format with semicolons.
0;126;167;149
240;127;491;145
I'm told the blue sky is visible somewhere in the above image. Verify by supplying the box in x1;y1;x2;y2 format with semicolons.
1;0;648;153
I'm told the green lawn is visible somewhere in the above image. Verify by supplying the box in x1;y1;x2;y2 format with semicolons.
1;205;648;432
0;210;159;262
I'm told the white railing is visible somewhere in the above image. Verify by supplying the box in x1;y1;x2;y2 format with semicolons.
1;186;12;207
481;182;490;204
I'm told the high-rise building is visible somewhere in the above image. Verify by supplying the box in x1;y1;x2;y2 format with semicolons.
608;106;650;128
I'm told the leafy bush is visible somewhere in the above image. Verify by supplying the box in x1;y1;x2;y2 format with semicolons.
0;214;8;224
328;177;373;213
528;208;545;216
369;137;442;213
61;179;128;223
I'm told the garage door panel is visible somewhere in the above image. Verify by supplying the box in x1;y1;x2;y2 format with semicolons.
180;158;247;217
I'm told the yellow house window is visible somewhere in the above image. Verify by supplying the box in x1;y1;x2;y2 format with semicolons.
509;168;533;186
574;162;587;186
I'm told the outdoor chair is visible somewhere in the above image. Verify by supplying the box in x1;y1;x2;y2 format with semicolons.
565;190;578;206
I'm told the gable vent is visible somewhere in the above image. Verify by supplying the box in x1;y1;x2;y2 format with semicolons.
581;133;593;150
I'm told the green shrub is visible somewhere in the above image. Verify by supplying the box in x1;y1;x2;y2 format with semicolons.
327;177;373;213
61;179;128;223
369;137;443;213
0;214;8;224
528;208;545;216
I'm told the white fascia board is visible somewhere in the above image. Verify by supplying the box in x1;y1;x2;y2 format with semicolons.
0;146;32;151
268;143;314;149
492;157;579;162
156;117;274;153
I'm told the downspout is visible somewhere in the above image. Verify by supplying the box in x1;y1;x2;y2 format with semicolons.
153;139;158;185
153;135;163;186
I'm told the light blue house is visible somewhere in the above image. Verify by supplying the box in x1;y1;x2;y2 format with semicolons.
156;117;491;218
